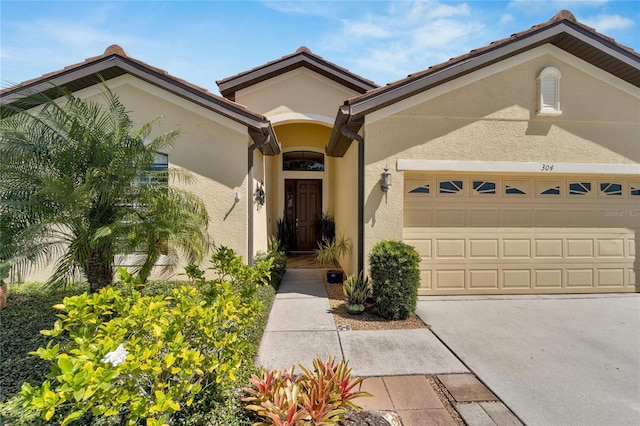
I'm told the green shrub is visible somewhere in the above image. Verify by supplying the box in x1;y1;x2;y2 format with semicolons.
243;357;370;425
18;246;274;426
209;245;272;290
0;282;89;404
20;280;257;425
369;240;421;320
1;246;277;425
254;237;287;290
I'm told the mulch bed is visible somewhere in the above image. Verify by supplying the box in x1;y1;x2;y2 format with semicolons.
323;282;427;331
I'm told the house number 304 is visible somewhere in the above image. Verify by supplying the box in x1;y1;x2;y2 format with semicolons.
541;164;554;172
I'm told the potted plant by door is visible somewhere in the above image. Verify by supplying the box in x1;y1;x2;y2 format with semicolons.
343;271;371;315
314;212;336;244
315;233;351;283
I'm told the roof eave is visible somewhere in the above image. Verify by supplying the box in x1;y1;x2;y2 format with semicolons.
251;123;281;156
1;55;280;147
217;51;378;100
326;104;363;157
345;20;640;119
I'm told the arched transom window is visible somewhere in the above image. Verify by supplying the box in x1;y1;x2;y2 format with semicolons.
282;151;325;171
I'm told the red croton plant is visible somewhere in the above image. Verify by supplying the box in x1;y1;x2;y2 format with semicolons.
243;357;371;425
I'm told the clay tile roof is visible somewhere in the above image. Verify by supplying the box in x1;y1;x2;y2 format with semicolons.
216;46;378;101
552;9;576;22
0;44;281;154
349;9;639;111
2;44;243;113
104;44;128;56
327;10;640;157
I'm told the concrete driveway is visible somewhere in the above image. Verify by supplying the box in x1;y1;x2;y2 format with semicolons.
416;294;640;426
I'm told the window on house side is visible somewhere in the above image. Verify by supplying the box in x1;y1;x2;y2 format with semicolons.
136;152;168;185
537;67;562;116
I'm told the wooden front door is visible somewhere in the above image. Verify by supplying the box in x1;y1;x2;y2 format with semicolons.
285;179;321;250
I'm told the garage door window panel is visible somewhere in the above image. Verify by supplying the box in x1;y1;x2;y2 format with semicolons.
473;181;496;195
439;180;464;195
505;186;527;195
537;181;562;197
540;186;561;195
409;184;430;194
504;179;530;196
600;182;622;196
569;182;592;196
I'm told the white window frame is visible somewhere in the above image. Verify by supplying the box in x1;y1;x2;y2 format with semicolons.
537;67;562;116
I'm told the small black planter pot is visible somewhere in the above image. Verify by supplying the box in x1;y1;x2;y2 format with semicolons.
326;271;344;284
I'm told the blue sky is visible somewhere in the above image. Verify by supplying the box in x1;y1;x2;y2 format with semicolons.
1;1;638;94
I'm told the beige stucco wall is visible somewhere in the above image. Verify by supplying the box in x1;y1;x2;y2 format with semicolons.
331;142;359;275
17;74;254;283
363;45;640;270
234;68;361;123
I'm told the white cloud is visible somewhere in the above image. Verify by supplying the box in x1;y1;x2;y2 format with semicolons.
261;0;339;17
508;0;610;11
36;20;138;48
500;13;514;25
582;14;635;32
321;1;487;84
342;19;392;38
551;0;610;8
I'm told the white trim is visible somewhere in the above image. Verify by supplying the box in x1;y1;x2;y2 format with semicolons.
397;159;640;175
268;112;334;125
368;45;640;124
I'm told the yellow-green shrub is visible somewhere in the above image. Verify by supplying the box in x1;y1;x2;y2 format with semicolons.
20;278;260;425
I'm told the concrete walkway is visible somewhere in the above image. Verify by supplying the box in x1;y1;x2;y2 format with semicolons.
257;269;522;426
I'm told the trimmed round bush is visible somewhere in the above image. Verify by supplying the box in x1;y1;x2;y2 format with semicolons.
369;240;421;320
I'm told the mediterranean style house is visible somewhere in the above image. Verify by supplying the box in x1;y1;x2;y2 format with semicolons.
2;10;639;295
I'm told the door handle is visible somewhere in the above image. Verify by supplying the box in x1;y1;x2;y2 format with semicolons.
295;218;299;234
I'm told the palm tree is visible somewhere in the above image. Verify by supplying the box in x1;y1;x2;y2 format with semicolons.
0;85;209;292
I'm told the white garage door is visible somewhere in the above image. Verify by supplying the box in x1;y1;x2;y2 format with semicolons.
403;174;640;295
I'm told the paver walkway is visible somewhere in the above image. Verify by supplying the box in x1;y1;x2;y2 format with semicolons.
257;269;522;426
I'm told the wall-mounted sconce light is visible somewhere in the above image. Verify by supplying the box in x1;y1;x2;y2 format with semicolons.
381;166;392;203
254;182;265;207
235;192;241;202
